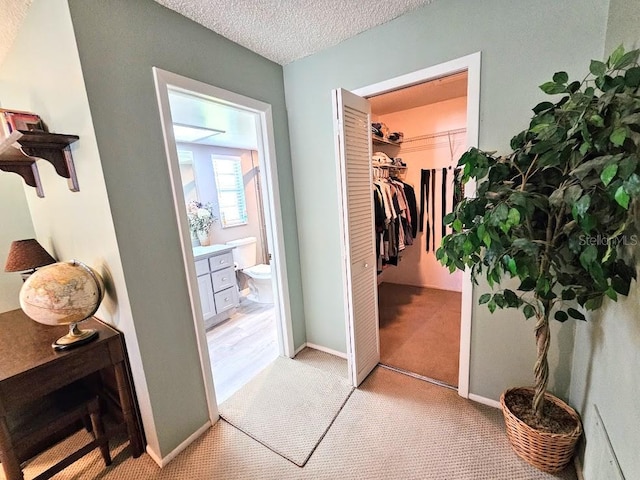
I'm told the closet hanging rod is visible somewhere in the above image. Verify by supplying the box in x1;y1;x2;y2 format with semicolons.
401;127;466;144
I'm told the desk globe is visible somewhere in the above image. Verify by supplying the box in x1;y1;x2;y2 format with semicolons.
19;260;104;350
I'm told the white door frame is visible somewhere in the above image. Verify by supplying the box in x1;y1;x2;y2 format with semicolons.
153;67;295;422
352;51;481;398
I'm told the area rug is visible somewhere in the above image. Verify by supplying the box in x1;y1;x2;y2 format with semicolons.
218;356;353;466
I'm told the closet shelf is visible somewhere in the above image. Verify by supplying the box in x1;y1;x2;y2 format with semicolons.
372;135;402;146
0;130;80;197
373;164;407;169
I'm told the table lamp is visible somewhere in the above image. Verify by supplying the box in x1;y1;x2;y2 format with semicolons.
4;239;56;281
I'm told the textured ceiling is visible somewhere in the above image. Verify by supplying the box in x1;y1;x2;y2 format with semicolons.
1;1;434;68
0;0;32;68
154;0;434;65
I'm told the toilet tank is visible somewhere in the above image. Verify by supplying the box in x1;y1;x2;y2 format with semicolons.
226;236;257;269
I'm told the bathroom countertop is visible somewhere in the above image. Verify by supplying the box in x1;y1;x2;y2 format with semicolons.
193;244;235;261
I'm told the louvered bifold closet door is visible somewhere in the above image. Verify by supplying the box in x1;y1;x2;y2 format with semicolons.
332;88;380;387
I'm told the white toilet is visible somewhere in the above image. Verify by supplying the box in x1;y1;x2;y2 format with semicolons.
226;236;273;304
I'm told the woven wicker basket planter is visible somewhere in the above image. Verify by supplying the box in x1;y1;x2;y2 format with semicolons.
500;387;582;473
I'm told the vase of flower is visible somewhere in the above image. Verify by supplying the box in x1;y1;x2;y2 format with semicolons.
197;230;210;246
187;200;217;247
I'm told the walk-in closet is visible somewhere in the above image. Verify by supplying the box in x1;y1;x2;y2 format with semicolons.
370;72;468;387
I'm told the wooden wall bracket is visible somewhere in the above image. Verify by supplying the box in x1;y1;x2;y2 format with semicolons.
0;131;80;197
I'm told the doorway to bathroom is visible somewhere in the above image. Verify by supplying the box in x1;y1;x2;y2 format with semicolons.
153;68;294;419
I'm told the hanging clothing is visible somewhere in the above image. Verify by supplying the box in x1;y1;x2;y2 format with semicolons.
402;182;418;239
373;170;417;272
430;168;436;252
442;168;448;239
419;169;431;251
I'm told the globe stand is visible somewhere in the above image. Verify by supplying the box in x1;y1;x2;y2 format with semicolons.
52;322;99;350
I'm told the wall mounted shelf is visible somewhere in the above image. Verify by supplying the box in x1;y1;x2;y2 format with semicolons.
0;130;80;197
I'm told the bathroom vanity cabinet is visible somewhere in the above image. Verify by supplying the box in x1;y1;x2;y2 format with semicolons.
193;245;239;329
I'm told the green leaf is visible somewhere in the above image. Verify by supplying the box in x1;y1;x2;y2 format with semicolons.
568;307;586;320
483;232;492;248
612;275;631;295
539;81;566;95
600;163;618;186
608;44;625;67
507;257;517;275
523;305;536;319
462;237;475;255
625;66;640;87
580;245;598;270
453;218;463;232
552;71;569;84
503;289;519;307
532;101;554;114
589;114;605;127
479;293;491;305
615;185;630;209
555;311;569;322
590;60;607;77
610;127;627;146
618;156;638;179
572;195;591;219
623;173;640;195
487;299;497;314
585;296;604;310
477;224;486;242
605;287;618;301
494;203;509;222
613;50;639;70
518;277;536;291
507;208;521;225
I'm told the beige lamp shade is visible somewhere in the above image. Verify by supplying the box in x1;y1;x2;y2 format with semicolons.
4;239;56;273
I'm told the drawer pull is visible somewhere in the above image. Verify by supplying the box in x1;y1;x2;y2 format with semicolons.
219;260;225;264
222;277;227;281
224;297;229;301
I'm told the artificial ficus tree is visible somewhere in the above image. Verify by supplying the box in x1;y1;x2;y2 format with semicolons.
437;46;640;417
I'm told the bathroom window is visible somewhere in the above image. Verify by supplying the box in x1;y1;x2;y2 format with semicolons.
212;155;248;228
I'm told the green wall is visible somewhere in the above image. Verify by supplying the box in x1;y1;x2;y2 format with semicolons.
283;0;608;400
0;176;35;312
569;2;640;478
67;0;305;457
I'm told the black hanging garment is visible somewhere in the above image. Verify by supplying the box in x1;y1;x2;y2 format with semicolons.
402;182;418;238
431;168;436;252
442;167;448;239
419;169;431;251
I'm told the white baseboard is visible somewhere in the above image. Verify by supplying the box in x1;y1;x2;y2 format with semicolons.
574;455;585;480
304;342;348;359
294;342;307;355
146;421;211;467
468;393;501;409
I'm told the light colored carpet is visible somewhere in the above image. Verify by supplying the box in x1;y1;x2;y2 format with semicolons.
3;349;577;480
293;346;349;379
379;283;461;386
218;355;353;466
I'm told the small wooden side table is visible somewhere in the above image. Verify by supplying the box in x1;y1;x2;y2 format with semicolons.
0;309;144;480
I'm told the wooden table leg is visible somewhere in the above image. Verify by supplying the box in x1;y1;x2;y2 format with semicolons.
0;416;23;480
113;362;143;457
